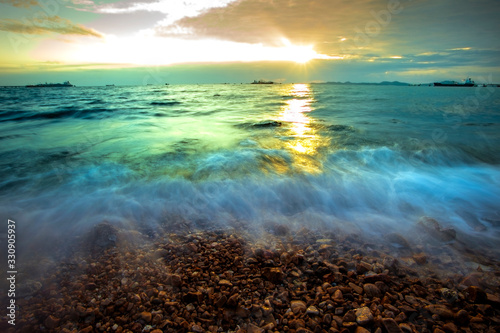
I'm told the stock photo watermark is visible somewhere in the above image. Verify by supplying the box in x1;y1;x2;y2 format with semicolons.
6;219;17;326
341;0;411;57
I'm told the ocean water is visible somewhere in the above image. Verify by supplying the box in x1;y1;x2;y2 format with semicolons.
1;83;499;260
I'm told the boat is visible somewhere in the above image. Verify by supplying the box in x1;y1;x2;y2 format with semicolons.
433;77;475;87
26;81;74;88
251;80;274;84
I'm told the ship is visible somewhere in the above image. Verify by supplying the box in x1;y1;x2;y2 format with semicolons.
433;77;475;87
251;80;274;84
26;81;74;88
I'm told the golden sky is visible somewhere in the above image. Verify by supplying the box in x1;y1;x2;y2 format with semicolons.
1;0;499;85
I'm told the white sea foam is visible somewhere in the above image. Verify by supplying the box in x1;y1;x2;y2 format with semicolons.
1;84;499;262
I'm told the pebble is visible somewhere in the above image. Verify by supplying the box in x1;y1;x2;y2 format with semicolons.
140;311;152;322
363;283;382;298
425;304;454;319
12;230;499;333
382;318;403;333
355;307;373;326
219;279;233;287
291;300;307;314
306;306;320;316
349;282;363;294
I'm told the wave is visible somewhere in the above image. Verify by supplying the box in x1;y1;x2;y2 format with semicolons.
150;101;181;106
2;147;499;236
0;107;118;122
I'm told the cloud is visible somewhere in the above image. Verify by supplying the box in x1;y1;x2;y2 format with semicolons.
0;15;103;38
155;0;382;49
154;0;500;64
0;0;39;8
89;11;166;35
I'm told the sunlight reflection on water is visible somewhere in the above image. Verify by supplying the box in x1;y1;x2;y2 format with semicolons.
277;84;329;172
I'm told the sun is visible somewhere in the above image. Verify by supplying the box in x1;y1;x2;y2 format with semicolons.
280;39;317;64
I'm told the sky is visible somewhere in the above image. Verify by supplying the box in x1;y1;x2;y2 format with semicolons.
0;0;499;85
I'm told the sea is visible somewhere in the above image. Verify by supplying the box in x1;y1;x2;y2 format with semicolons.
1;83;499;266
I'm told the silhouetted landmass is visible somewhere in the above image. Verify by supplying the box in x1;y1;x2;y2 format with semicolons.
324;81;410;86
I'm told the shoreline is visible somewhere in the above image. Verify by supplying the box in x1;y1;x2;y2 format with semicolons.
2;224;499;333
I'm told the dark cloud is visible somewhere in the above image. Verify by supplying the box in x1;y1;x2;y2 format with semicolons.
0;0;39;8
0;15;103;38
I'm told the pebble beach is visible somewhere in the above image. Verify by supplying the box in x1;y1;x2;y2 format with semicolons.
3;220;499;333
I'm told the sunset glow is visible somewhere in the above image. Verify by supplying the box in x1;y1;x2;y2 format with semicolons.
0;0;498;85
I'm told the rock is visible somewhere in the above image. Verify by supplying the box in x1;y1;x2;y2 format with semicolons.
355;307;373;326
44;315;60;329
383;256;399;270
291;300;307;314
227;293;239;307
17;279;43;297
306;306;320;316
183;291;203;303
186;242;198;252
486;292;500;306
412;253;427;265
318;244;333;252
85;282;97;290
455;309;469;326
382;318;403;333
262;267;284;283
296;328;313;333
355;327;371;333
464;286;487;303
399;323;412;333
424;305;454;319
219;279;233;287
215;295;227;308
363;283;382;298
80;326;93;333
247;323;264;333
384;233;411;249
191;324;204;332
86;222;118;256
333;289;343;301
140;311;152;323
236;306;250;318
343;310;356;323
166;274;182;287
461;273;484;287
417;216;456;242
439;288;458;303
274;224;290;236
363;273;390;283
442;322;458;333
349;282;363;294
399;305;417;315
356;261;372;274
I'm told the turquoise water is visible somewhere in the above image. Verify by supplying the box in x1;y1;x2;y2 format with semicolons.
1;83;499;255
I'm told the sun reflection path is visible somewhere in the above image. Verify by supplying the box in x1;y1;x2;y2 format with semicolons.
278;84;328;172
